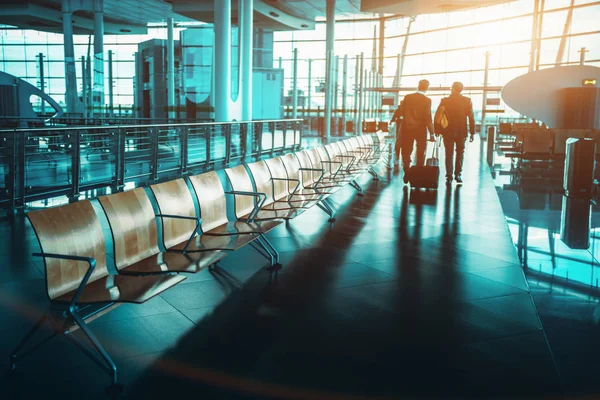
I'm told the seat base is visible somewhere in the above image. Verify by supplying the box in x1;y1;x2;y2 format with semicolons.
54;274;186;305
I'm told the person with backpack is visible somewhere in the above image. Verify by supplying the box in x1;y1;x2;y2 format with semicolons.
390;79;435;181
434;82;475;185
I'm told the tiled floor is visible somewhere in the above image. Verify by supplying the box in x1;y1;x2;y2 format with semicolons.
0;137;594;399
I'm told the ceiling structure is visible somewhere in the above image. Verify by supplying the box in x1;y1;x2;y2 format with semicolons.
360;0;513;15
0;0;514;34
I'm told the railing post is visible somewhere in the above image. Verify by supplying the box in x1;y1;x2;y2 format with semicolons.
487;125;496;168
224;124;232;166
150;127;159;182
240;122;249;162
113;129;125;192
205;126;212;167
12;131;26;209
270;121;276;156
296;120;302;150
282;122;288;152
256;122;263;158
181;126;189;176
69;131;81;202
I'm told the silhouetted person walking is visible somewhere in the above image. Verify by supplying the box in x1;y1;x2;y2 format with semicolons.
435;82;475;184
390;79;435;182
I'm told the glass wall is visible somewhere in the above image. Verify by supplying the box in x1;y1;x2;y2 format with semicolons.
0;25;187;114
0;0;598;121
273;0;600;123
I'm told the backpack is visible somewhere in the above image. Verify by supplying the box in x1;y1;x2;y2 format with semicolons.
434;104;449;129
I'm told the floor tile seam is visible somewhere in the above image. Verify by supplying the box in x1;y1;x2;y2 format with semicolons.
156;288;221;324
480;160;568;392
464;269;531;292
523;283;567;395
332;276;398;290
90;308;185;328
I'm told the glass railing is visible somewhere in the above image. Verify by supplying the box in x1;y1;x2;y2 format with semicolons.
0;119;303;210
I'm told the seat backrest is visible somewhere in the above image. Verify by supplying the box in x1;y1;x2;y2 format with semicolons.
554;129;589;155
27;200;109;301
307;148;331;177
332;142;346;156
349;137;364;154
150;179;197;250
521;129;553;155
265;157;292;197
281;153;301;182
225;165;258;219
324;144;338;158
294;151;317;186
188;171;229;232
98;188;160;271
315;146;336;174
340;139;354;154
247;161;276;204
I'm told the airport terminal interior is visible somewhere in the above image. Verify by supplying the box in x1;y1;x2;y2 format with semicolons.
1;0;600;398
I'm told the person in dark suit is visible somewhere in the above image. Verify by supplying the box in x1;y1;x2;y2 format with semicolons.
390;80;435;181
435;82;475;184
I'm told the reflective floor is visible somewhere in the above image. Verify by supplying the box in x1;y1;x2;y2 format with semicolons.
0;137;599;399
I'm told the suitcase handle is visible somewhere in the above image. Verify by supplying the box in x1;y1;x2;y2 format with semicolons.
431;136;441;159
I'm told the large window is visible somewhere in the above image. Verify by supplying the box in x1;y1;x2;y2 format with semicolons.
273;0;600;121
0;25;185;113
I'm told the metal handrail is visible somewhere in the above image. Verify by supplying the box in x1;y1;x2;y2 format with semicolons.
0;119;304;134
0;119;304;210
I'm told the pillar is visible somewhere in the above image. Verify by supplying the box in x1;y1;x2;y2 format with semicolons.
167;17;175;120
324;0;336;140
307;59;312;130
341;54;348;119
353;55;359;125
529;0;541;72
579;47;588;65
62;0;78;114
240;0;253;121
292;48;298;119
378;18;385;75
38;53;45;115
214;0;232;121
481;51;491;135
356;53;364;134
93;0;104;116
108;50;114;118
81;56;87;118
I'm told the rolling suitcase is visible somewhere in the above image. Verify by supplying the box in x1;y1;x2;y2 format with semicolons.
408;138;440;189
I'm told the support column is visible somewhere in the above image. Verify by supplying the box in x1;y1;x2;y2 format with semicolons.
529;0;541;72
579;47;588;65
81;56;87;119
62;0;78;114
395;17;414;107
356;53;364;134
214;0;232;122
108;50;114;118
535;0;545;71
333;55;339;119
38;53;45;115
240;0;253;121
86;54;92;116
307;59;312;131
353;55;359;130
93;0;104;116
292;48;298;119
341;54;348;119
481;51;491;136
555;0;575;66
324;0;336;140
378;18;385;75
167;17;175;120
